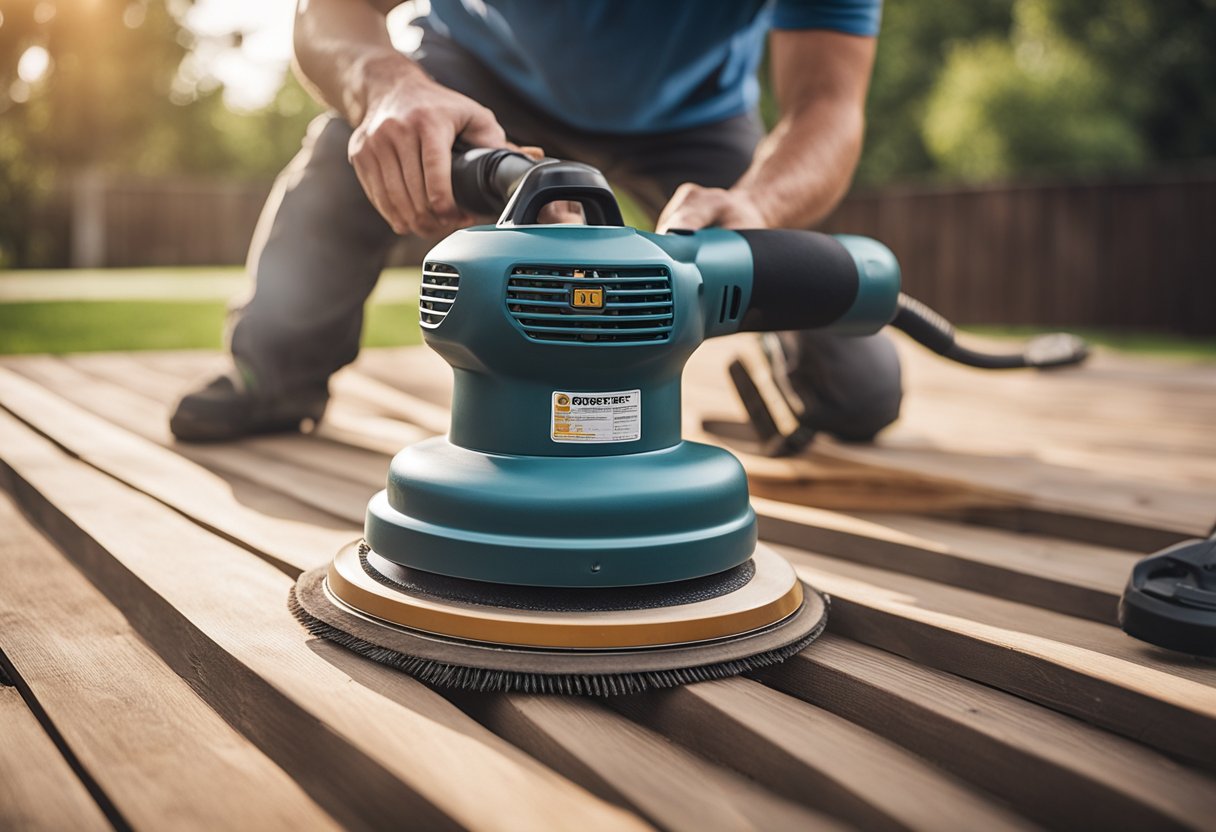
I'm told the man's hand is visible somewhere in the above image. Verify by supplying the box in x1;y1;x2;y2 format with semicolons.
657;30;876;235
656;184;770;233
292;0;521;236
349;68;510;236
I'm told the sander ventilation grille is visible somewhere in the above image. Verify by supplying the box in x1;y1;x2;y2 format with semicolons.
419;262;460;329
507;265;673;344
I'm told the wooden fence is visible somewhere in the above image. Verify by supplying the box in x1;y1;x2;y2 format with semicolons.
39;170;1216;333
820;173;1216;335
57;173;431;272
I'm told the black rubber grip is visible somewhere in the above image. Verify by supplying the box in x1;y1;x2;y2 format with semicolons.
737;230;860;332
450;148;540;216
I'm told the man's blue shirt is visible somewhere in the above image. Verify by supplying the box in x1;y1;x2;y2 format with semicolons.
422;0;882;134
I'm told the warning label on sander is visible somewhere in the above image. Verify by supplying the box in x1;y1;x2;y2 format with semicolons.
551;389;641;443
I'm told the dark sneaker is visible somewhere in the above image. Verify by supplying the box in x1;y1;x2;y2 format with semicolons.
721;333;903;457
760;332;902;444
169;366;328;442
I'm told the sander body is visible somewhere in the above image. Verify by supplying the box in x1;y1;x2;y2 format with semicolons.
291;151;1082;694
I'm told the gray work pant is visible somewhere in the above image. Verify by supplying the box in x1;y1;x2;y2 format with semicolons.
229;32;900;439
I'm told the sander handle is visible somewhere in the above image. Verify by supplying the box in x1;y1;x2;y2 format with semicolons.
732;230;899;335
450;147;540;217
451;146;624;227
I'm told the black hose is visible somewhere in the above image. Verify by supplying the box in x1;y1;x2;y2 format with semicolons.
891;293;1089;370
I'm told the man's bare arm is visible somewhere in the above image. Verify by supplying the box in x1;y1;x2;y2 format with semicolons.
293;0;510;235
657;29;876;232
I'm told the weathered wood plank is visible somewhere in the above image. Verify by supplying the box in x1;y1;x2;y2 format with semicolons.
0;672;110;832
755;497;1134;624
0;409;648;832
0;364;351;574
331;367;452;435
893;342;1216;473
351;346;454;412
5;356;371;527
612;678;1034;831
777;546;1216;768
63;352;428;467
756;634;1216;831
0;492;339;831
0;369;851;830
115;351;436;450
453;693;844;832
685;335;1215;545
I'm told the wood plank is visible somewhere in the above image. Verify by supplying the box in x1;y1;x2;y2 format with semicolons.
0;368;849;830
612;678;1033;832
129;349;452;436
756;634;1216;831
755;497;1134;624
775;545;1216;768
352;346;454;411
5;356;372;527
331;367;451;435
0;364;352;574
684;335;1215;545
0;672;110;831
76;354;395;490
0;409;648;832
0;492;339;831
452;693;844;832
3;362;857;830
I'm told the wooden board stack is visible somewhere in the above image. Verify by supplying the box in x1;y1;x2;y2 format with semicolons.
1;334;1214;831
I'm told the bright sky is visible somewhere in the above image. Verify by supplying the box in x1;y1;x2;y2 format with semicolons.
183;0;427;111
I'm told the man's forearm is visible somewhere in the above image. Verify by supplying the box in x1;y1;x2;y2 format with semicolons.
734;98;864;228
655;29;875;234
292;0;510;236
735;29;874;228
292;0;421;126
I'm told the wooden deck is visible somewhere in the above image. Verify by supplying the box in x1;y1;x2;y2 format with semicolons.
1;334;1214;831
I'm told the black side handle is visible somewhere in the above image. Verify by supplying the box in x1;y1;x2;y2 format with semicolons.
735;229;861;331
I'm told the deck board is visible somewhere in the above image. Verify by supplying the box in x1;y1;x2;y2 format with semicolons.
758;634;1216;831
2;341;1215;830
0;410;645;832
0;492;339;831
0;672;111;832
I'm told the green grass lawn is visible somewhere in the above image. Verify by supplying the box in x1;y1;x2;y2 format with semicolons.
0;266;423;354
0;300;422;354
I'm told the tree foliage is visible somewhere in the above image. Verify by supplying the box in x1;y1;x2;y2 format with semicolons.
0;0;318;265
857;0;1215;185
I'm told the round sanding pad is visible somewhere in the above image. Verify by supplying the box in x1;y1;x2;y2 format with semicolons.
290;540;827;690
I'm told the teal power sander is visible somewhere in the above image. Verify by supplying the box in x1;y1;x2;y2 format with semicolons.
291;149;1088;694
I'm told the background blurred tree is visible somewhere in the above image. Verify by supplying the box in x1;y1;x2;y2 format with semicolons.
857;0;1215;184
0;0;319;266
854;1;1014;185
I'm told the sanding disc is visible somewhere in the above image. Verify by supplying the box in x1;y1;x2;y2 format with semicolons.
291;540;827;679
